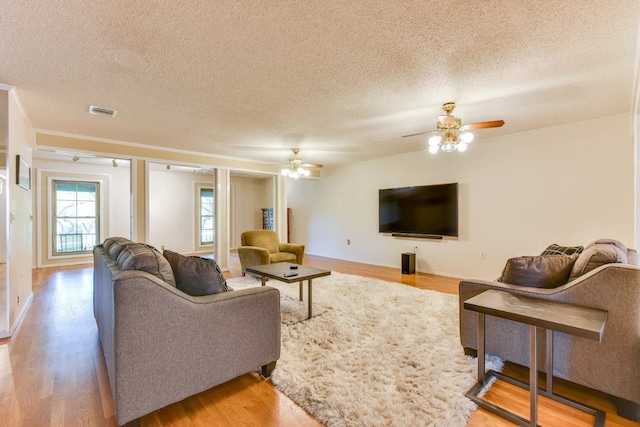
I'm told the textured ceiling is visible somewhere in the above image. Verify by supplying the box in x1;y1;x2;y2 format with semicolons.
1;1;639;168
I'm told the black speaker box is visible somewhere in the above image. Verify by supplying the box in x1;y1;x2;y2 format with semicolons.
402;252;415;274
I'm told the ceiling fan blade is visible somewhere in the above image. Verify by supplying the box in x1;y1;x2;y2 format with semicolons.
460;120;505;131
301;163;323;168
402;129;439;138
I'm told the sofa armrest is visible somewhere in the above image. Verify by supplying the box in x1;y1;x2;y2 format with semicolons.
237;245;271;271
111;273;281;424
279;243;305;264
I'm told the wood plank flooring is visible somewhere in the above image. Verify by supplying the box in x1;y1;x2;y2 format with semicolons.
0;254;636;426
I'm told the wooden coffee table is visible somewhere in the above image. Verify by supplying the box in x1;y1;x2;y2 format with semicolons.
245;262;331;319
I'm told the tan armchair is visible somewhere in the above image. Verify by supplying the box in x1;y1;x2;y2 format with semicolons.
237;230;305;274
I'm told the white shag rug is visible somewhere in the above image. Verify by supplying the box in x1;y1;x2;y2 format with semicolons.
228;272;502;427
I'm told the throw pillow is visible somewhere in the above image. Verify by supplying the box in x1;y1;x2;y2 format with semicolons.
569;242;628;281
104;237;136;260
163;249;228;296
498;254;578;288
585;238;627;252
540;243;584;256
116;243;177;287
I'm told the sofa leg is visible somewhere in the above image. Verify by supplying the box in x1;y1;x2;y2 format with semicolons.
463;346;478;358
261;361;277;378
122;418;141;427
616;397;640;421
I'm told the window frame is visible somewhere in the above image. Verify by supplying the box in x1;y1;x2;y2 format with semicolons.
51;179;101;256
195;182;215;251
44;174;108;262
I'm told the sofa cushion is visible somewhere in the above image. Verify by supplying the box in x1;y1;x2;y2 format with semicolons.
569;241;628;281
540;243;584;256
116;243;177;287
103;237;135;260
163;249;228;296
586;238;627;252
498;254;578;288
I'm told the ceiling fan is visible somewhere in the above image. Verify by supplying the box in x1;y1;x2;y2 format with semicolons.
281;148;323;179
402;102;505;153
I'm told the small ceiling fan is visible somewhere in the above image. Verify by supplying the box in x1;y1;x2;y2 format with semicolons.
402;102;505;153
281;148;323;179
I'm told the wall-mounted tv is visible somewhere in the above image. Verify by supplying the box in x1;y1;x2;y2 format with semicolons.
378;183;458;238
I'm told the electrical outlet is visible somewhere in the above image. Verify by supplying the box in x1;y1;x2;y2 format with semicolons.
347;239;350;245
17;295;20;306
414;246;418;253
481;251;487;260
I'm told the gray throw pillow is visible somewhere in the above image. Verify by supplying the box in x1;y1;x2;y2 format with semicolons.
103;236;136;260
498;254;578;289
116;243;177;287
163;249;228;296
569;242;627;281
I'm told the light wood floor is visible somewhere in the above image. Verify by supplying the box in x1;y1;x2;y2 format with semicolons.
0;254;636;426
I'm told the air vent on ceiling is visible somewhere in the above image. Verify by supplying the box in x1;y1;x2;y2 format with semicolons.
89;105;117;117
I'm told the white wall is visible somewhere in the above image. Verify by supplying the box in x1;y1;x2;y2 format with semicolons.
230;176;274;248
287;115;635;280
148;167;214;254
7;88;34;332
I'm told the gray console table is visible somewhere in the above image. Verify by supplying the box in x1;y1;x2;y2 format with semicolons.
464;290;608;427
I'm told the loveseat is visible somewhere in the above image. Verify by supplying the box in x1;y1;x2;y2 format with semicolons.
93;237;281;426
237;229;305;274
458;239;640;420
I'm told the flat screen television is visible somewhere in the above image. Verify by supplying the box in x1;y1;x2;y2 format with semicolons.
378;183;458;238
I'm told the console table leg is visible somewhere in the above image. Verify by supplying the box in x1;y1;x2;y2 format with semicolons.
477;313;485;383
546;329;553;394
299;281;303;300
530;325;538;427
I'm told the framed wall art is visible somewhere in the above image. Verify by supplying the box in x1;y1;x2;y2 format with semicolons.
17;155;31;190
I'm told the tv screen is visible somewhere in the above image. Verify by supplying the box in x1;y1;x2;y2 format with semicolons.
378;183;458;237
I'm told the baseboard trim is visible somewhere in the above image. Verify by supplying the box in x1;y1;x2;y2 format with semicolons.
0;292;34;339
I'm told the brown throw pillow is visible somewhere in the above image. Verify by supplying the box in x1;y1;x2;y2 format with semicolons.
498;254;578;288
163;249;228;296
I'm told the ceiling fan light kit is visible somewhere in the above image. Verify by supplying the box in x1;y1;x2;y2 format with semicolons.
403;102;504;154
281;148;321;179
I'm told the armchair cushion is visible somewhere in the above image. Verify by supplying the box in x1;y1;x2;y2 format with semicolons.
241;230;280;253
163;249;228;296
498;254;578;288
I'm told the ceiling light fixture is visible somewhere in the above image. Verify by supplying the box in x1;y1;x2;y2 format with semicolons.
281;149;310;179
427;102;475;154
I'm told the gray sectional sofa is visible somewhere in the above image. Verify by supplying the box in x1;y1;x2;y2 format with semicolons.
93;237;281;426
459;239;640;420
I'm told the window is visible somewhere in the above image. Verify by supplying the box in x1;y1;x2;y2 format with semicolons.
52;180;100;255
199;188;214;245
